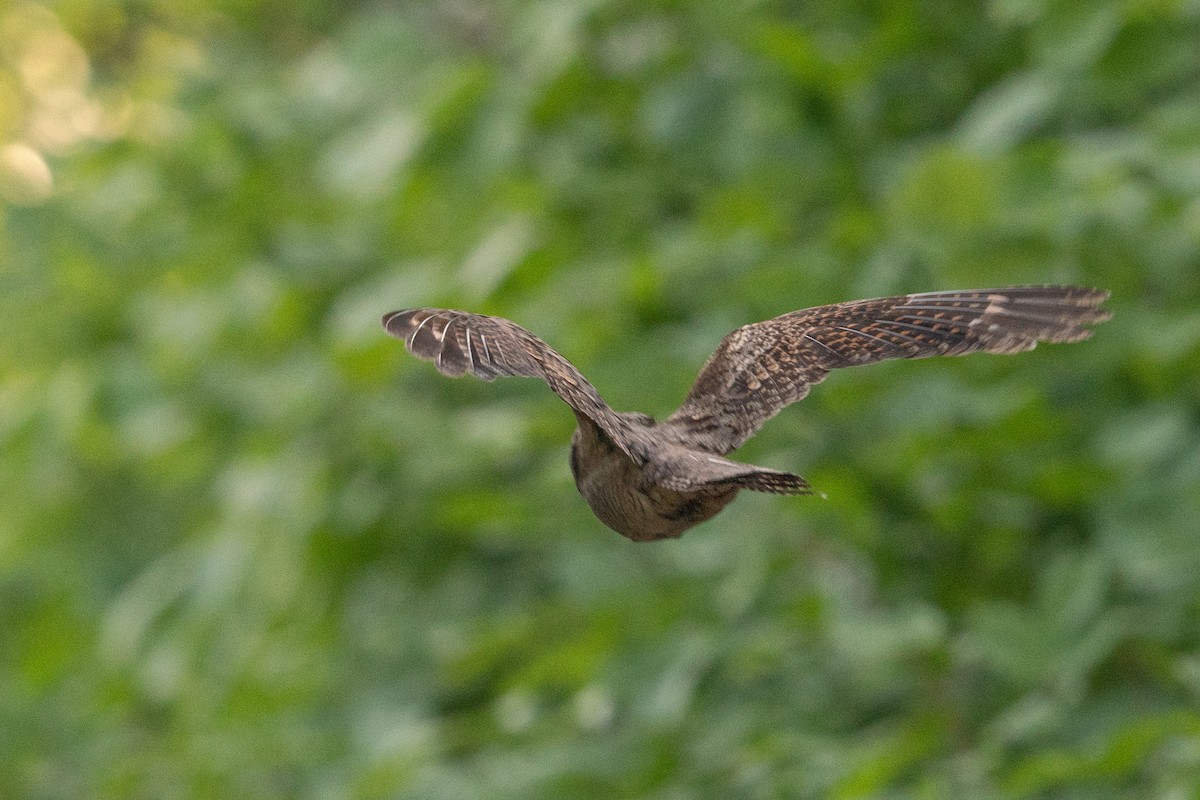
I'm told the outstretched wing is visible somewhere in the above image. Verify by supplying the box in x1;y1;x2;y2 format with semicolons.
383;308;646;463
666;286;1111;454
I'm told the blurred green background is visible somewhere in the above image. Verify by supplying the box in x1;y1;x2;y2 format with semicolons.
2;1;1199;797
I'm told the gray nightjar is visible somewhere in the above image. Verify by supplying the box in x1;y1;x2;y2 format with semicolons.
384;286;1110;541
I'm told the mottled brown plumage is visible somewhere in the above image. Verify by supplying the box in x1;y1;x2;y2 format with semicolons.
383;286;1110;541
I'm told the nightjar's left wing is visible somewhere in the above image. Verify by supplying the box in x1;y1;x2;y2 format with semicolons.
383;308;647;463
666;286;1111;455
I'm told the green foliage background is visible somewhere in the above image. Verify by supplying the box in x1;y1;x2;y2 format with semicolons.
2;1;1199;797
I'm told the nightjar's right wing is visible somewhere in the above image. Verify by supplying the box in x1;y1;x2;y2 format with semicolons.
666;286;1111;455
383;309;647;463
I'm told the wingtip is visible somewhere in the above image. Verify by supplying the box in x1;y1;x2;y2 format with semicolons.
1070;286;1112;309
381;309;410;337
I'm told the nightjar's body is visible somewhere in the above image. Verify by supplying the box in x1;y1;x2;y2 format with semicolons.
384;286;1110;541
568;413;741;541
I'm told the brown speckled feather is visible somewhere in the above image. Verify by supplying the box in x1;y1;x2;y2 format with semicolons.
383;308;648;463
665;286;1111;454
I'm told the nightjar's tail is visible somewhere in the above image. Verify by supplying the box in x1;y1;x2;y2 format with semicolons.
731;468;816;495
644;446;817;496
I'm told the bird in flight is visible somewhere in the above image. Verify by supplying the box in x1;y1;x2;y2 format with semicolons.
384;286;1110;541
